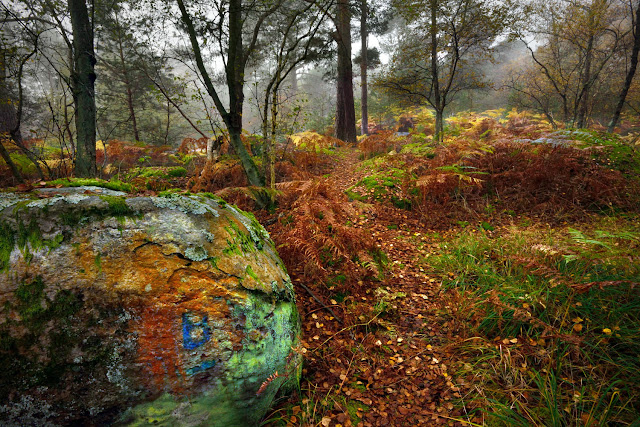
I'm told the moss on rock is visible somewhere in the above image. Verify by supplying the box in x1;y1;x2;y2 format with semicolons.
0;188;300;425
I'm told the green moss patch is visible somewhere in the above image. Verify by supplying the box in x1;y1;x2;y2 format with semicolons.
47;178;133;193
245;265;259;281
0;221;16;271
400;141;436;158
99;195;135;217
134;166;187;179
224;220;264;256
346;168;413;209
0;217;65;272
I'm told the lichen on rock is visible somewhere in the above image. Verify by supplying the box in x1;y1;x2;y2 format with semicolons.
0;188;300;426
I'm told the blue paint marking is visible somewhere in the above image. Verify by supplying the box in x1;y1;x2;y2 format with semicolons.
186;360;216;376
182;313;211;350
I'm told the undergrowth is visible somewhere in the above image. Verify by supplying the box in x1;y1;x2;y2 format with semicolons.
269;179;383;287
351;123;639;227
426;217;640;425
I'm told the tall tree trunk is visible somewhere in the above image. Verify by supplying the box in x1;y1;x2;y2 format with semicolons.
609;0;640;132
69;0;97;177
115;15;140;141
435;109;444;142
63;82;75;158
227;0;264;186
0;140;23;183
360;0;368;136
576;33;594;128
269;84;278;189
0;57;23;183
261;112;270;181
290;64;298;94
165;99;171;145
0;47;43;181
430;0;443;143
177;0;264;187
261;79;275;188
335;0;357;144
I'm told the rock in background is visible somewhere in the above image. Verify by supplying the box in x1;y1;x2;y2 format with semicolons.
0;187;301;426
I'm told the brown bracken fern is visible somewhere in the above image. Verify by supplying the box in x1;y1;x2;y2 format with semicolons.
270;178;380;288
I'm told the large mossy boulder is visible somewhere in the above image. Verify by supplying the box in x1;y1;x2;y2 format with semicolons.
0;187;301;426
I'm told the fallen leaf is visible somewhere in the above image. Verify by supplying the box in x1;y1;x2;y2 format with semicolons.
16;183;34;192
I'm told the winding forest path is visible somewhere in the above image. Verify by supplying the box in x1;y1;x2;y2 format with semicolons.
265;148;477;426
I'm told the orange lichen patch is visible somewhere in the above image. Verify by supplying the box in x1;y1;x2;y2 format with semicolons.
73;239;187;295
135;304;186;394
67;236;249;393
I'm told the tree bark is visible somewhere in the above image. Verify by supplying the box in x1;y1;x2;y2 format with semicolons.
69;0;97;177
435;109;444;142
430;0;443;143
269;80;280;189
177;0;264;187
115;14;140;142
609;0;640;132
165;99;171;145
0;139;23;183
576;32;594;128
290;64;298;94
360;0;368;136
335;0;357;144
226;0;264;186
0;45;44;181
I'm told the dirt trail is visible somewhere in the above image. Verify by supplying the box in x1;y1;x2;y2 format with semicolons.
267;148;476;426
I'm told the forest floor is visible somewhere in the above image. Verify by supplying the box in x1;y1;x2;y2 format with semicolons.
259;139;640;427
262;148;502;426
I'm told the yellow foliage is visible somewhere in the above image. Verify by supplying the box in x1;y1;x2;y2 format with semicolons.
481;108;506;118
288;132;342;151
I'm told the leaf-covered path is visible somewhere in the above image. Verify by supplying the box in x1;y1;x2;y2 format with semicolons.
263;148;478;426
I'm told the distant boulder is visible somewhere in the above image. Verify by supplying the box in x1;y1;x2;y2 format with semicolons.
0;187;300;426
